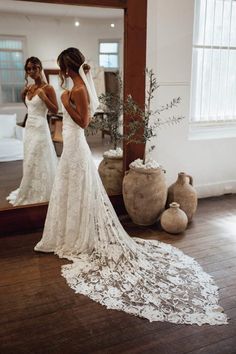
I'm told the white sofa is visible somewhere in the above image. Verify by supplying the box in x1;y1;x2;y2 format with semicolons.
0;114;24;162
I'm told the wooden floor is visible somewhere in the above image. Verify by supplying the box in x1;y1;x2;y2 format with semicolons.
0;160;23;209
0;195;236;354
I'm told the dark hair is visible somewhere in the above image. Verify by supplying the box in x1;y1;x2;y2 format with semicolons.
57;47;90;87
24;56;43;85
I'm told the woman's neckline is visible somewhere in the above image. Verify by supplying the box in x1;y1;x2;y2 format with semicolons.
26;84;47;101
26;93;39;101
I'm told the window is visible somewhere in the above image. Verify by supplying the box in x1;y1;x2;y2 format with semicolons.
190;0;236;124
99;41;119;69
0;36;26;104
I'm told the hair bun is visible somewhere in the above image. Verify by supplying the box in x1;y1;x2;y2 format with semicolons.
83;63;90;74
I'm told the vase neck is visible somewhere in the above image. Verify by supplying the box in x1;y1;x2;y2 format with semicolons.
177;173;187;184
170;202;180;208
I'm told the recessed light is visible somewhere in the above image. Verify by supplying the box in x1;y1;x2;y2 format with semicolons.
75;21;80;27
110;23;115;28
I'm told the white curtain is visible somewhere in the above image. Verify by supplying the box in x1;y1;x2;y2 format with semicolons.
190;0;236;123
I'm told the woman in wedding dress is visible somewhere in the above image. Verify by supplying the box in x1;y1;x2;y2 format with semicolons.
7;57;58;206
35;48;227;325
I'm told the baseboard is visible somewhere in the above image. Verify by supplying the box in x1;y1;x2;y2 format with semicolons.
196;180;236;198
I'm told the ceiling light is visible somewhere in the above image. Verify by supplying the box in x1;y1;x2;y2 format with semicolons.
110;23;115;28
75;21;80;27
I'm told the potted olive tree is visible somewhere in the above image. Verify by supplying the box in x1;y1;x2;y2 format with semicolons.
96;76;124;195
123;69;183;225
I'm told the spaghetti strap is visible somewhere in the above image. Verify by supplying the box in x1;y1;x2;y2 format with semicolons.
68;89;73;101
68;90;76;107
69;86;90;107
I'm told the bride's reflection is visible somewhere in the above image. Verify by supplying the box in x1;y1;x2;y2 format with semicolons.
7;57;58;206
0;1;123;210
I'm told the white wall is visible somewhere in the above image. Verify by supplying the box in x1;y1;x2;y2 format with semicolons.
147;0;236;198
0;12;123;121
0;13;123;68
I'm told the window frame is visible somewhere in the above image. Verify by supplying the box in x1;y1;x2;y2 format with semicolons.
98;39;120;71
0;35;27;106
189;0;236;137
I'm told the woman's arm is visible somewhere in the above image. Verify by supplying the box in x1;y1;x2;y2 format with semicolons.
61;86;90;129
21;86;29;106
37;85;58;114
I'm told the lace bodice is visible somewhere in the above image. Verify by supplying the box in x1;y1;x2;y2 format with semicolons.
25;95;48;119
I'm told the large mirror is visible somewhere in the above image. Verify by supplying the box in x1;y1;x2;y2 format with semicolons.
0;0;123;209
0;0;147;234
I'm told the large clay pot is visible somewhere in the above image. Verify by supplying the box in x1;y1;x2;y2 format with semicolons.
167;172;197;222
98;156;123;196
122;166;167;226
160;202;188;234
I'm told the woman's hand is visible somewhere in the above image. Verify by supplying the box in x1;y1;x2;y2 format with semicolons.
61;90;70;109
63;86;90;129
37;88;48;101
39;85;58;114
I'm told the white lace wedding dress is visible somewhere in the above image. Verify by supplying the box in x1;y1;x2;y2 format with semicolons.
34;106;228;326
7;94;58;206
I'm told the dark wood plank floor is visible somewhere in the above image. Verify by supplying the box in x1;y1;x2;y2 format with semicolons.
0;195;236;354
0;161;23;209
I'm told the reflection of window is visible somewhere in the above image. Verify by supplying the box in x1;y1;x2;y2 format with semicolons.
99;41;119;69
190;0;236;123
0;36;26;104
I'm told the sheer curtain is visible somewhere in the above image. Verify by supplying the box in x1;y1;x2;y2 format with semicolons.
190;0;236;123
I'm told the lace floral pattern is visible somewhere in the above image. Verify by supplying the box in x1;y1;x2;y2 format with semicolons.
35;109;228;326
62;238;227;325
7;95;58;206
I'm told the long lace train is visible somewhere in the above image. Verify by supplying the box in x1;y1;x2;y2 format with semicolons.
35;108;228;326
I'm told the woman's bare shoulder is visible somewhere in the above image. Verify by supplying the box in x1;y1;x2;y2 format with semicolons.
72;85;88;100
72;85;87;94
44;84;55;92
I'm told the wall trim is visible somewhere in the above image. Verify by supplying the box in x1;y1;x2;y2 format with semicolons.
196;180;236;199
158;81;189;87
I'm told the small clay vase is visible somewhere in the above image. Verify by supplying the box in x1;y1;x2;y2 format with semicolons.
160;202;188;234
167;172;197;222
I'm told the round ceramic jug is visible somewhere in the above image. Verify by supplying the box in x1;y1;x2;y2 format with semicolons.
98;156;123;196
160;202;188;234
167;172;197;222
122;166;167;226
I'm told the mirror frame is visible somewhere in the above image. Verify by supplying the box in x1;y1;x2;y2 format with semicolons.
0;0;147;235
